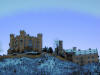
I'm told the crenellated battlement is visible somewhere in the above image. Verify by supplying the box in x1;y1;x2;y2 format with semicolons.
8;30;42;54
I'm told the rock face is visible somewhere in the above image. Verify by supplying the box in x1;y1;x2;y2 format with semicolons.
0;54;100;75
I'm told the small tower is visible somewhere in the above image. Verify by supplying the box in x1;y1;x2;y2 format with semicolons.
10;34;14;39
55;40;63;55
20;30;26;36
73;47;77;51
37;33;42;40
8;34;15;54
37;33;42;52
59;40;63;51
10;34;15;49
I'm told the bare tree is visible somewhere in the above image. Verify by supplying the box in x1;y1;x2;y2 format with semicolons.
53;39;60;55
53;40;59;49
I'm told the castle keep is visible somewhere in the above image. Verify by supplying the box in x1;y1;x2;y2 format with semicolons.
8;30;42;54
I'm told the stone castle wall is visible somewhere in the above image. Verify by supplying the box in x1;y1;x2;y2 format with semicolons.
8;30;42;54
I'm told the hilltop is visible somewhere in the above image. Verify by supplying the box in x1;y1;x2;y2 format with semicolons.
0;54;100;75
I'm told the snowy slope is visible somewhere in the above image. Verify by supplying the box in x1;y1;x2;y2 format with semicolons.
0;54;100;75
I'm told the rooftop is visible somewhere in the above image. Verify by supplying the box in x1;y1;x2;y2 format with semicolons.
65;48;98;55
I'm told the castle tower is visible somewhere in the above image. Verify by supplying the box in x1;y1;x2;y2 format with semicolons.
9;34;15;49
37;33;42;52
55;40;63;55
19;30;26;52
73;47;77;51
20;30;26;37
59;40;63;51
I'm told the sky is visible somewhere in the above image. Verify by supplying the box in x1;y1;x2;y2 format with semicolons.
0;0;100;56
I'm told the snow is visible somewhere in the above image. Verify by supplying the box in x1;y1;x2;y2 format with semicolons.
83;63;100;75
65;49;98;55
23;51;40;55
0;54;100;75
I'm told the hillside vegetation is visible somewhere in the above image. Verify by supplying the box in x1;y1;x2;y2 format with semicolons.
0;54;100;75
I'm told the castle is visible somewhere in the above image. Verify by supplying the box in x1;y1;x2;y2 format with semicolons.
55;41;99;65
7;30;99;65
8;30;42;54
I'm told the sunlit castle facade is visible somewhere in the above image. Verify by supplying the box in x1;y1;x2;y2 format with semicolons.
8;30;42;54
65;47;99;65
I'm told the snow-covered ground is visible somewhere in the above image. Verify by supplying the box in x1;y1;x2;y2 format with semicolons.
0;54;100;75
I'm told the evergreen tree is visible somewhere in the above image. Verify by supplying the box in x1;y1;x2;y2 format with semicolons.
48;47;53;53
42;46;48;52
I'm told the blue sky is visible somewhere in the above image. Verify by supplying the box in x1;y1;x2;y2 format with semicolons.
0;0;100;55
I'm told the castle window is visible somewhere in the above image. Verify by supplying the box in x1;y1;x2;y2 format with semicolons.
28;40;32;47
88;57;90;59
92;56;94;59
20;39;23;43
36;41;39;48
20;39;23;46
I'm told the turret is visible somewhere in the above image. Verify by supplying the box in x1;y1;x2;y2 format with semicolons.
55;40;63;55
20;30;26;36
73;47;77;51
37;33;42;52
59;40;63;51
9;34;15;50
37;33;42;39
10;34;14;39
